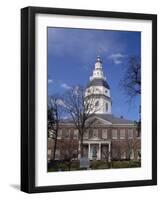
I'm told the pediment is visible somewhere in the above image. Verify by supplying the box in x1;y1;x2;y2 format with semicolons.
86;116;112;127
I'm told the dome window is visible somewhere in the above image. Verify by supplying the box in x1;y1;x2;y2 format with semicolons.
106;103;108;111
95;101;99;107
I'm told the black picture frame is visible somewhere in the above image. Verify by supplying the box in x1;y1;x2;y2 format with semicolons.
21;6;157;193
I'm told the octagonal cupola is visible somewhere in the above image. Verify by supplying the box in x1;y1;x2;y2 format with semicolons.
85;56;112;114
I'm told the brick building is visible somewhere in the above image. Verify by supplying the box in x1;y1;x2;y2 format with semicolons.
48;56;141;162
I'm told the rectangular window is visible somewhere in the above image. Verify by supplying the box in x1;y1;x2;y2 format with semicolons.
120;129;125;139
102;129;107;139
55;149;60;159
93;129;98;138
48;130;54;138
73;149;78;159
128;129;133;139
57;129;62;139
55;149;60;155
112;129;118;139
121;151;126;159
48;149;51;156
84;130;89;139
47;149;52;161
73;129;79;139
136;129;141;138
64;129;70;138
130;149;134;159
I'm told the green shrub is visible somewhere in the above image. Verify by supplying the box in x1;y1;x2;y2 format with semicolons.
58;163;69;171
71;162;80;170
48;160;141;172
112;161;129;168
111;161;141;168
91;160;108;169
130;161;141;167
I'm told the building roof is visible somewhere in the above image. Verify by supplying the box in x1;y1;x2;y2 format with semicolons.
87;78;110;89
94;114;135;124
61;114;135;125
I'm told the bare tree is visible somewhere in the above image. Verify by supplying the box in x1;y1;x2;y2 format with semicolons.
111;142;121;161
121;56;141;101
101;145;111;168
58;139;79;171
62;86;99;158
137;105;141;136
121;56;141;139
48;96;62;161
124;138;140;167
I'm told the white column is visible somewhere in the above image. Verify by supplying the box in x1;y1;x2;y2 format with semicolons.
88;143;90;160
108;142;111;162
98;143;101;160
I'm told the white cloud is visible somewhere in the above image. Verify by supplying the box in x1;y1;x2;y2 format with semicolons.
60;83;71;90
48;79;53;83
109;53;127;59
108;53;127;64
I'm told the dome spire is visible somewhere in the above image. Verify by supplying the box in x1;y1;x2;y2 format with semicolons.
96;48;102;62
96;55;102;63
95;55;103;70
89;55;106;81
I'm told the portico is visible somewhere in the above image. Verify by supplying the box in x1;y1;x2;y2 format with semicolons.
79;140;111;161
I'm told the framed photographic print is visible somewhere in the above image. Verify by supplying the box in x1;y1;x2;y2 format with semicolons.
21;6;157;193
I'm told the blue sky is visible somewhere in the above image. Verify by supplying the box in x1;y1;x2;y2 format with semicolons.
48;27;141;121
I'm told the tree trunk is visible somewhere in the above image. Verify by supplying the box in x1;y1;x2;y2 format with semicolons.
68;162;71;171
53;137;58;161
80;135;84;158
128;160;131;168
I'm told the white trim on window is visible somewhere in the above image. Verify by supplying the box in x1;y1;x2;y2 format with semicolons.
128;129;133;139
102;129;107;139
120;129;125;139
112;129;118;139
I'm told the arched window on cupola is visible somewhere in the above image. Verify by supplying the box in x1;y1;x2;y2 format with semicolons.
106;103;108;112
95;101;99;107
